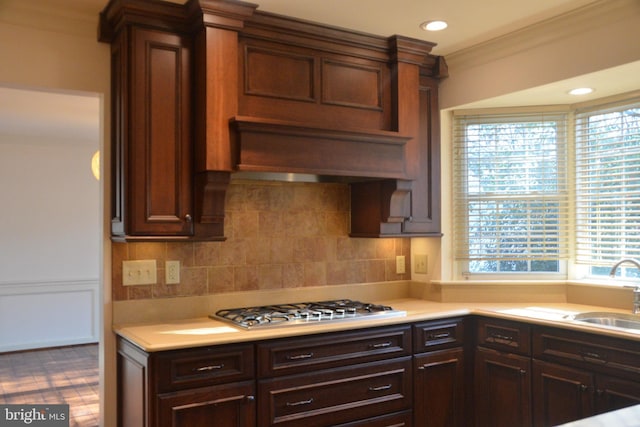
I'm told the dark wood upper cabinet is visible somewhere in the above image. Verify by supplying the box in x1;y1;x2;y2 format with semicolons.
99;0;447;240
109;26;195;240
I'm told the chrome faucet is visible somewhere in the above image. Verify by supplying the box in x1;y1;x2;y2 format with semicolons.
609;258;640;314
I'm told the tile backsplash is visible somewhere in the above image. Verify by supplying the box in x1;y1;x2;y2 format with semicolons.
112;180;411;301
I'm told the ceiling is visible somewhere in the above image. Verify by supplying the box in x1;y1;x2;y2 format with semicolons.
0;0;637;142
252;0;598;56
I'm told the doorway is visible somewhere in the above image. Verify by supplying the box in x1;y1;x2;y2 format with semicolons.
0;85;102;425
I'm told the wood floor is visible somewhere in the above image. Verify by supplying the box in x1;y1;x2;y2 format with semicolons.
0;344;99;426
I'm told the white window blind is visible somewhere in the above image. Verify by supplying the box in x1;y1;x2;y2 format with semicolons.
453;112;570;273
575;99;640;265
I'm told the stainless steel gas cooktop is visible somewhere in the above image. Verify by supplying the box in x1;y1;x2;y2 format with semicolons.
211;299;406;329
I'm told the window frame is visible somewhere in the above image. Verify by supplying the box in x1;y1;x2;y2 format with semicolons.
452;96;640;281
452;108;571;280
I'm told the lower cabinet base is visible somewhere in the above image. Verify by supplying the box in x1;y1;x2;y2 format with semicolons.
257;357;412;427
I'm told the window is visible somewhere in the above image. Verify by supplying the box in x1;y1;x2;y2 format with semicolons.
575;99;640;278
453;112;569;275
454;98;640;279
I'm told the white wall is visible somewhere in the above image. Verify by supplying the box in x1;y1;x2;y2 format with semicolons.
0;139;99;282
0;1;113;425
0;133;100;351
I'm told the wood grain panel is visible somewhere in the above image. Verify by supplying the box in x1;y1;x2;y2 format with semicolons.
245;47;315;102
322;59;382;110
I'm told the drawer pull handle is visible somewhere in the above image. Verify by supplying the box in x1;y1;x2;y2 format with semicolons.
194;363;224;372
428;332;451;340
368;384;392;392
488;333;516;346
581;351;606;364
286;398;314;407
489;333;514;342
369;342;392;349
286;352;314;360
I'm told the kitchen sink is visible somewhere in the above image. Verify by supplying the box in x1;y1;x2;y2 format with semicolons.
568;312;640;331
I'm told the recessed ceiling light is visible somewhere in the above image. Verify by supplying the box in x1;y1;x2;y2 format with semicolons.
420;20;448;31
568;87;594;96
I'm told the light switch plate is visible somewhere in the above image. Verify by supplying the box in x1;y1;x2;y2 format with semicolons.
123;260;157;286
415;254;428;274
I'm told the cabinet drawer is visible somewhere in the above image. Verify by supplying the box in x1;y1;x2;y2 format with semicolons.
155;343;254;392
257;325;411;378
533;326;640;380
413;317;464;353
477;317;531;356
157;380;255;426
333;410;412;427
258;357;412;427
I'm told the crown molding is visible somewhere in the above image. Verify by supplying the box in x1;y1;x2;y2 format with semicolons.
445;0;639;72
0;0;103;37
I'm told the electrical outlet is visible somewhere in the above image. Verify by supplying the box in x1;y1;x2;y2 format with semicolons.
123;260;157;286
396;255;406;274
415;254;428;274
166;260;180;284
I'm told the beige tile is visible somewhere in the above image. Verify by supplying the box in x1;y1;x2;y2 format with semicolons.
218;240;246;265
179;267;208;296
130;242;166;261
207;267;232;293
234;265;259;291
325;211;349;235
258;264;283;289
258;211;283;237
194;241;220;266
365;259;386;283
293;236;328;262
111;181;412;301
127;284;153;300
167;242;194;267
233;210;259;238
244;183;273;211
282;263;305;287
304;262;326;286
270;237;294;264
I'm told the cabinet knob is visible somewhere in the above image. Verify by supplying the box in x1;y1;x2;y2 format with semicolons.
185;214;193;223
245;395;255;402
580;384;589;392
519;369;527;376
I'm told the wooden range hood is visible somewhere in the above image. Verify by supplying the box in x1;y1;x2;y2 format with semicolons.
100;0;447;240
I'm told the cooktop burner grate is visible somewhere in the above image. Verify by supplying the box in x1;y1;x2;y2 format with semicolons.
212;299;406;329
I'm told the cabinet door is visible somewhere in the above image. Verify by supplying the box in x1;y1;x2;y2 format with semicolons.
157;381;255;427
595;374;640;414
414;348;464;427
532;360;594;427
118;27;194;238
475;347;532;427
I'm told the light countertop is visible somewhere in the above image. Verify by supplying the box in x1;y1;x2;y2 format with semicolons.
114;298;640;352
556;404;640;426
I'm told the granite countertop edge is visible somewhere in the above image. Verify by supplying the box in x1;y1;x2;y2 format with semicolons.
114;298;640;352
